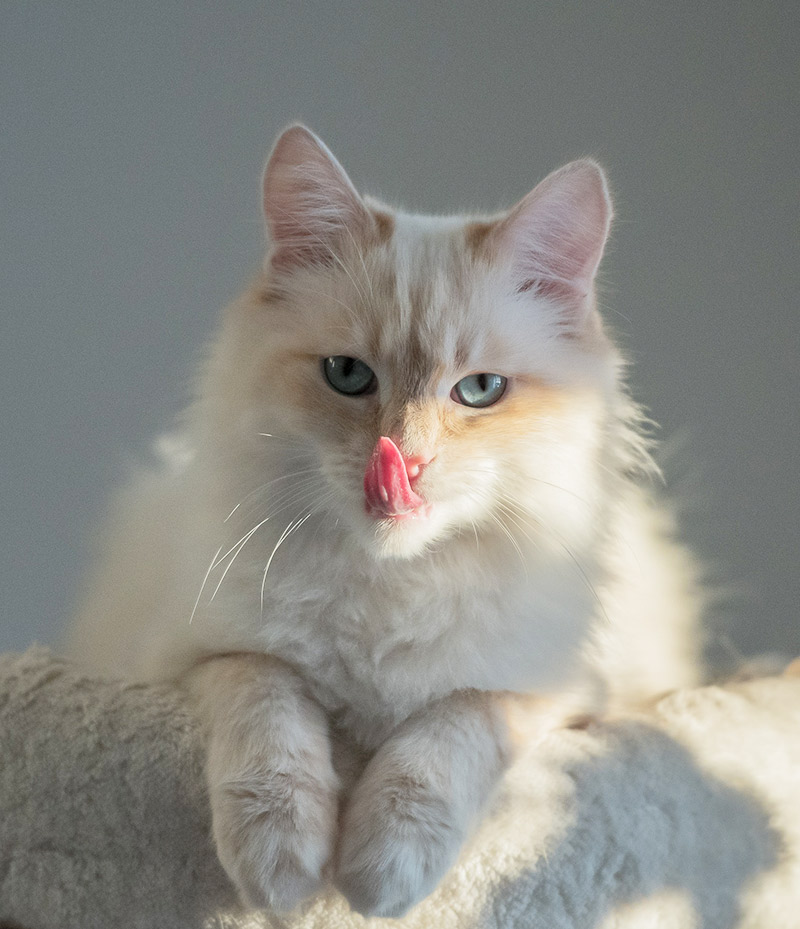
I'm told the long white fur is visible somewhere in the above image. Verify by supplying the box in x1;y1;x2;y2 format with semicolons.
68;125;702;917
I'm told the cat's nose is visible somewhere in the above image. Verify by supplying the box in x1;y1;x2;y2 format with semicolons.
403;451;434;484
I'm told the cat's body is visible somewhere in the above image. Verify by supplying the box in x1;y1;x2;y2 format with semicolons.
68;126;701;916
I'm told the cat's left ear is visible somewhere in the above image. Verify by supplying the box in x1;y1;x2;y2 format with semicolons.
262;124;373;272
493;160;613;326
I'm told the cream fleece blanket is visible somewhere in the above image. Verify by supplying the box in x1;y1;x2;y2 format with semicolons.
1;646;799;929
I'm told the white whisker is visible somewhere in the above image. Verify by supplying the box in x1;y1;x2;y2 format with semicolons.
189;544;224;625
226;468;322;525
260;510;314;614
208;515;272;604
190;463;327;622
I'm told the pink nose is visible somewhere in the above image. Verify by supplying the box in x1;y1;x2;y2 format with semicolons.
404;452;433;483
364;437;431;517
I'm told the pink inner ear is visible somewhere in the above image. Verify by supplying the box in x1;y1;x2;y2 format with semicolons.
262;125;370;271
364;437;426;517
497;159;613;301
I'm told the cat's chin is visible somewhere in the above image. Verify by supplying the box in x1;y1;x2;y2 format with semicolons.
368;509;446;561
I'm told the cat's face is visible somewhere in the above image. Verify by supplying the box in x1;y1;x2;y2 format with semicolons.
212;127;620;561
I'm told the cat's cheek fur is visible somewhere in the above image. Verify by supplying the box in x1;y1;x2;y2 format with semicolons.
187;654;340;913
336;690;511;918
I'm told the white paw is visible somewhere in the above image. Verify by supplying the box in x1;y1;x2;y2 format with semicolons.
336;773;465;918
212;766;338;913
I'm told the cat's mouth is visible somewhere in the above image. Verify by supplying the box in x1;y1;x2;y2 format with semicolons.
363;436;433;521
365;501;433;523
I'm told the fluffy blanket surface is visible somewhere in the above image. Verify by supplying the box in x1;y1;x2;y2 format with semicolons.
1;646;799;929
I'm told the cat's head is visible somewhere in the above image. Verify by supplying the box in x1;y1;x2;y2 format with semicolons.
207;126;632;561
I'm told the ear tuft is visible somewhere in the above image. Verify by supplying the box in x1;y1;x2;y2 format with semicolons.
262;125;371;271
495;159;613;309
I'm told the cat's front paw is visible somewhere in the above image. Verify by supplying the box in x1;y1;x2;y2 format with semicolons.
336;772;465;918
212;765;338;913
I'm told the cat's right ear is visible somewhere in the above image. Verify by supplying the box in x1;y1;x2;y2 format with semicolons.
262;125;372;272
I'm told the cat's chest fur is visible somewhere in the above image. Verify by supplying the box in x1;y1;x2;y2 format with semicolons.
207;523;596;747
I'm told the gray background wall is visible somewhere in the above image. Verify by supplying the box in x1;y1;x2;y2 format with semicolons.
2;2;798;665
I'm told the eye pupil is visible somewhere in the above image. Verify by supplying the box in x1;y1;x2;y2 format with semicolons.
322;356;376;396
452;373;507;408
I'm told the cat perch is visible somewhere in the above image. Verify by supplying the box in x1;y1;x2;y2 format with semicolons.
2;646;800;929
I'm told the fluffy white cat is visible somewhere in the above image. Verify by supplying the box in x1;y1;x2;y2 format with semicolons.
68;125;701;917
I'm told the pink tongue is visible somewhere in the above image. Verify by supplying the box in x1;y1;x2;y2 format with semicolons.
364;436;425;516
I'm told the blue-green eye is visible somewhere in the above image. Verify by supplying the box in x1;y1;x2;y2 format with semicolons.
322;356;377;396
452;373;508;408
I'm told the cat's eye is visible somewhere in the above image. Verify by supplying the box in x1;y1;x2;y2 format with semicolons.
451;373;508;408
322;356;377;396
